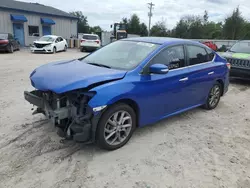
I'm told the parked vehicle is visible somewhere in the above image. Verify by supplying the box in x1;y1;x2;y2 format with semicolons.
202;41;218;51
30;35;68;53
219;40;250;79
24;37;230;150
0;33;20;53
80;34;101;52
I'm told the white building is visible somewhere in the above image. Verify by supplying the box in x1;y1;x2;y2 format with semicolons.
0;0;78;46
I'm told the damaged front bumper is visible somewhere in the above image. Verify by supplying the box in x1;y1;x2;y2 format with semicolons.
24;90;97;142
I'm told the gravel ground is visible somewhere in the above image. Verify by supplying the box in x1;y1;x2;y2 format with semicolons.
0;49;250;188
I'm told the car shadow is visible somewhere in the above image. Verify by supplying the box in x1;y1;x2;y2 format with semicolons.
230;77;250;86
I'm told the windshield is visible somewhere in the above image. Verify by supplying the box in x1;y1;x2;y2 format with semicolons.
230;41;250;53
82;41;159;70
0;34;8;40
39;36;55;42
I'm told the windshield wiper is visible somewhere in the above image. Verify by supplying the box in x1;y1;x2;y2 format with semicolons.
87;62;111;69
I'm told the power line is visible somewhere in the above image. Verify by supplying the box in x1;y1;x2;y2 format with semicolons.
148;2;155;36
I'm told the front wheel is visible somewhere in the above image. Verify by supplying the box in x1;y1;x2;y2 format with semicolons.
53;47;56;54
203;82;222;110
8;44;14;53
96;103;136;150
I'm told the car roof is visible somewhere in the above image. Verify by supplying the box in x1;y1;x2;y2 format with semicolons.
122;37;201;45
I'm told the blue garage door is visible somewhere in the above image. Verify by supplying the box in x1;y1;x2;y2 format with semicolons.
13;23;25;46
42;26;51;36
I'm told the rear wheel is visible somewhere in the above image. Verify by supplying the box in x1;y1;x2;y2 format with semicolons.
64;45;67;52
203;82;222;110
96;103;136;150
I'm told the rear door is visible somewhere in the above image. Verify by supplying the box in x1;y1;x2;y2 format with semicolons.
185;45;216;106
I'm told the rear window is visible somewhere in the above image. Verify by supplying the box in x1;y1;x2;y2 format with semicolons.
82;35;98;40
0;34;8;40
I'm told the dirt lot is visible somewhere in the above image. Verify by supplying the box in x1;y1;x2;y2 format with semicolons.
0;49;249;188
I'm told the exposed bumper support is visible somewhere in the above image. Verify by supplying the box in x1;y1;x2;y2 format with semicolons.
24;90;97;143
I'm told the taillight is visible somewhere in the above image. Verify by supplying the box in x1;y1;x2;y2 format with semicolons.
80;39;85;43
95;40;100;44
0;39;9;44
226;62;231;69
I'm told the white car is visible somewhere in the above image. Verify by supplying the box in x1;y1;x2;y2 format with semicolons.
31;35;68;53
80;34;101;52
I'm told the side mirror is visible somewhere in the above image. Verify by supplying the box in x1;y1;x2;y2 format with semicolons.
149;64;169;74
15;38;18;40
110;25;113;28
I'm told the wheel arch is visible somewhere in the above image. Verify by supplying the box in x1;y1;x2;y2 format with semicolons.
91;98;140;143
216;79;224;96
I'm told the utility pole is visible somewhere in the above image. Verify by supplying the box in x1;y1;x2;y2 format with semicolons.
148;2;155;36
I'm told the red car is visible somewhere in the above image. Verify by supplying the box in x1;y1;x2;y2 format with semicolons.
202;41;218;51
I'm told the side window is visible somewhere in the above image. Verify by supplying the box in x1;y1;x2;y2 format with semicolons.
206;48;215;61
151;45;185;70
187;45;208;65
58;37;63;42
55;38;59;43
8;34;14;39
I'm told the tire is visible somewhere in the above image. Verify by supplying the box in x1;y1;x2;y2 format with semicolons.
8;44;14;53
96;103;136;150
203;82;222;110
16;43;20;51
64;45;67;52
53;47;57;54
81;48;85;52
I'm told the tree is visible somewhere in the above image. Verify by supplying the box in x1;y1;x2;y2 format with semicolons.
128;14;141;35
150;21;169;37
120;14;148;36
70;11;89;33
89;26;103;33
139;23;148;36
223;7;245;40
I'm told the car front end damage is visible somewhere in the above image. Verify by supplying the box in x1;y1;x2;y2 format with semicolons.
24;89;104;142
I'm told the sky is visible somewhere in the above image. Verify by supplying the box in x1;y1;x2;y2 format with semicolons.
19;0;250;30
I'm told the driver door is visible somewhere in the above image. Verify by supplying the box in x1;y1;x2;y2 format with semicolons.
137;45;191;124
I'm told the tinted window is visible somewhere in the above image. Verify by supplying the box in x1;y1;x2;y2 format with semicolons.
151;45;185;70
0;34;8;39
187;45;208;65
206;48;215;61
8;34;14;39
82;35;98;40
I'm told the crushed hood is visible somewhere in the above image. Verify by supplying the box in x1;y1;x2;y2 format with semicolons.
218;51;250;60
30;59;127;94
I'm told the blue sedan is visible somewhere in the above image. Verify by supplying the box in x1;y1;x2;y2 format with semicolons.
24;37;230;150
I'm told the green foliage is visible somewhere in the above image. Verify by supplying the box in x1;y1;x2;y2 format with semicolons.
70;11;89;33
120;14;148;36
71;7;250;40
150;21;169;37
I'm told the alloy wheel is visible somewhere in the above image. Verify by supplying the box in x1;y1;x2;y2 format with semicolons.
104;110;132;146
208;85;221;108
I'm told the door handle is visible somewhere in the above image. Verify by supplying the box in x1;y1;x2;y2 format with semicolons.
208;71;214;75
179;77;188;82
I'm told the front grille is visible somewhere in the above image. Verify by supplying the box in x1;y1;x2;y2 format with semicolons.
226;58;250;69
34;43;48;48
